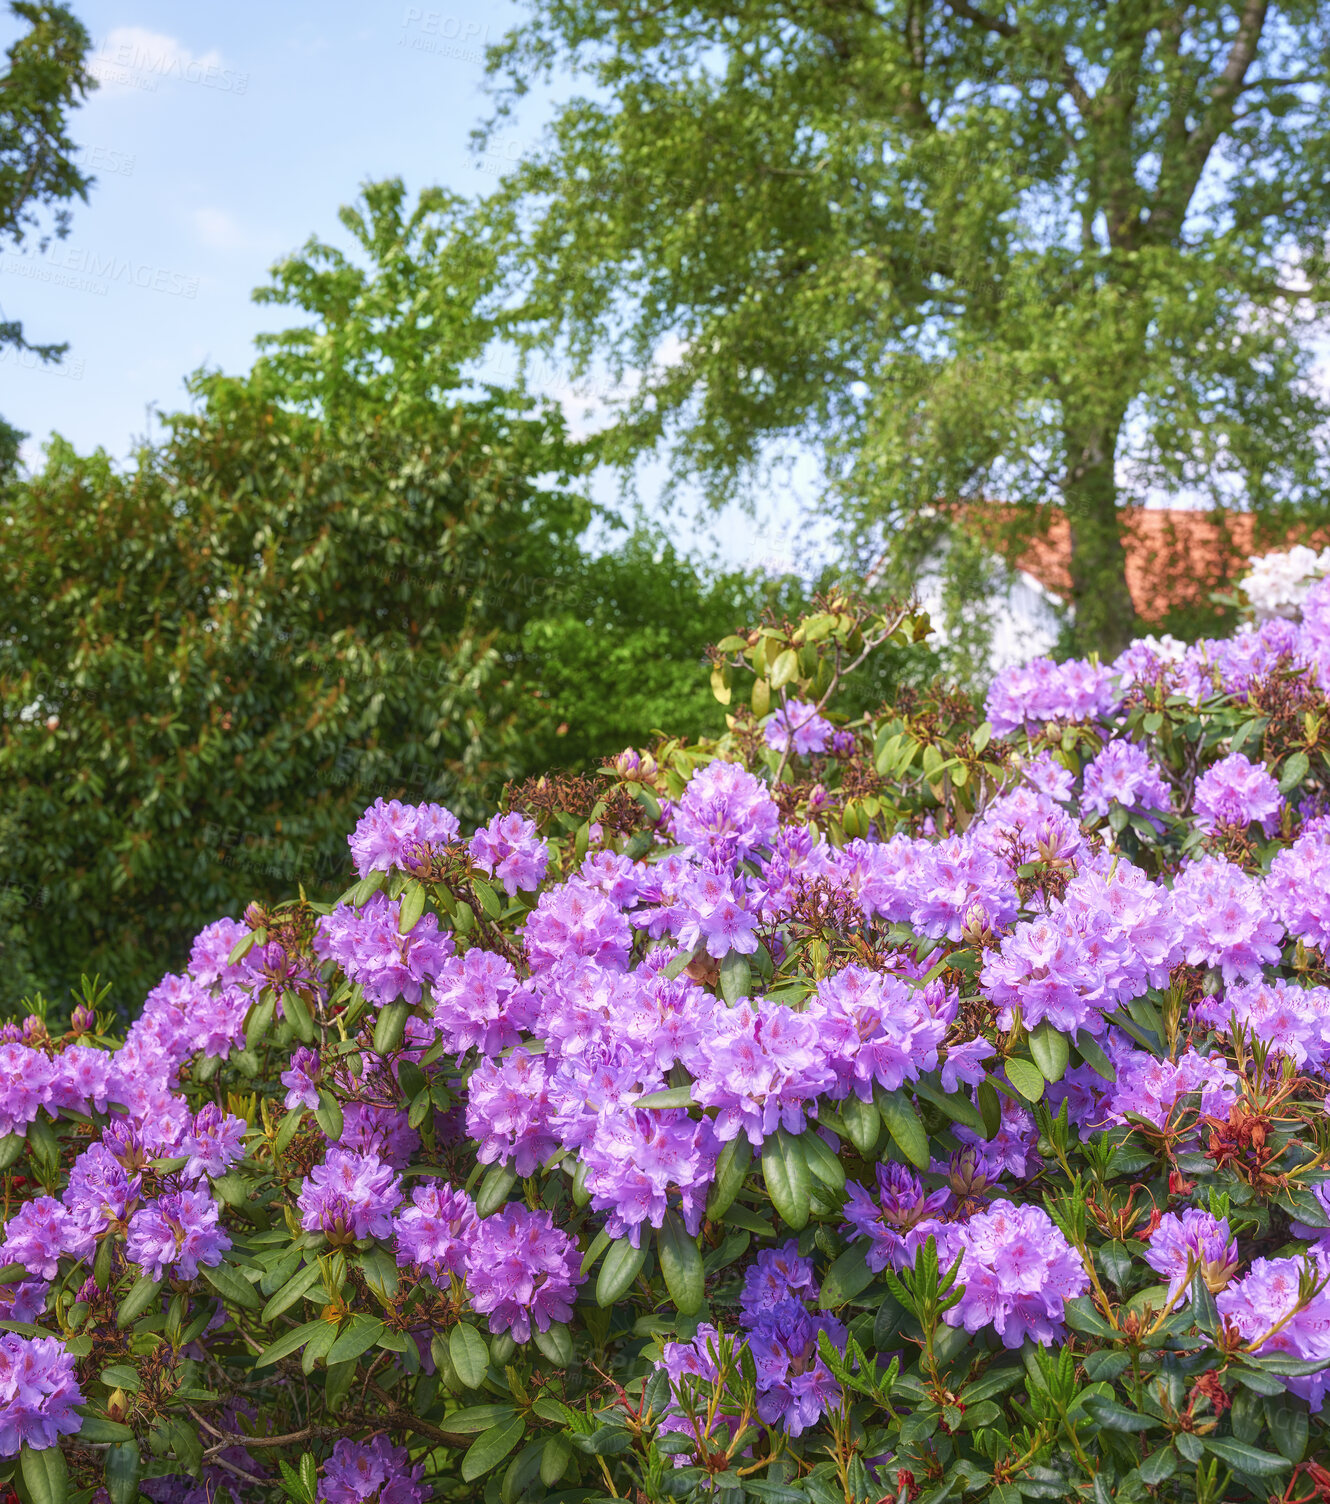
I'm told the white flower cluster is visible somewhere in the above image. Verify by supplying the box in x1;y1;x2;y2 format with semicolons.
1241;544;1330;621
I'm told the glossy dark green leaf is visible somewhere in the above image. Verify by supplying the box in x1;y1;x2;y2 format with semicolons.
596;1237;648;1306
462;1417;525;1481
762;1128;812;1229
657;1210;705;1315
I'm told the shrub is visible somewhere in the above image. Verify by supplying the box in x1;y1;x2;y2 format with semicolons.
10;584;1330;1502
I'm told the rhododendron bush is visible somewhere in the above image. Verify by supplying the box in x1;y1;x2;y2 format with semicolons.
15;582;1330;1504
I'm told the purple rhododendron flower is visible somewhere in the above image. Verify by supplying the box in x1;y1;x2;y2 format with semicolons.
181;1103;247;1181
765;700;833;755
431;949;539;1057
0;1333;85;1457
280;1046;321;1111
393;1181;478;1281
349;797;460;876
297;1148;403;1245
580;1108;718;1245
747;1300;845;1437
0;1197;75;1281
314;892;454;1007
943;1200;1088;1348
523;879;633;972
1081;740;1173;822
1171;856;1284;984
464;1204;583;1342
1217;1253;1330;1411
1268;830;1330;955
125;1188;231;1281
739;1241;818;1324
1145;1210;1239;1302
672;760;779;862
470;812;550;895
843;1163;951;1272
1194;752;1283;835
321;1435;429;1504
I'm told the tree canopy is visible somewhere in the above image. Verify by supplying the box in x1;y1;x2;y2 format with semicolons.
473;0;1330;654
0;182;793;1008
0;1;96;470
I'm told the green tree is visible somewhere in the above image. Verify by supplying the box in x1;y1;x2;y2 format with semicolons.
0;181;797;1008
473;0;1330;655
0;1;96;470
0;384;588;1007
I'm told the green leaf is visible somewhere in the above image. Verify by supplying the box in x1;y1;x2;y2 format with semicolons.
473;876;504;919
800;1130;846;1192
20;1441;68;1504
877;1091;930;1170
444;1404;518;1434
977;1079;1002;1139
116;1273;162;1329
770;649;799;688
1074;1031;1116;1082
1279;751;1310;795
718;949;750;1004
462;1417;525;1482
533;1321;575;1366
1062;1296;1116;1338
1202;1436;1290;1478
26;1116;58;1167
632;1085;696;1110
449;1322;490;1389
657;1210;705;1315
704;1136;751;1220
313;1088;343;1141
201;1261;261;1311
327;1315;386;1364
1265;1398;1309;1463
475;1162;517;1218
104;1440;142;1504
398;879;427;934
1003;1056;1045;1103
254;1318;327;1369
0;1134;25;1170
540;1434;572;1487
77;1414;135;1442
1081;1396;1157;1431
913;1076;984;1133
372;1000;409;1054
838;1095;880;1154
1027;1024;1069;1083
1138;1445;1178;1485
597;1237;648;1306
762;1128;812;1229
818;1242;873;1308
261;1260;322;1322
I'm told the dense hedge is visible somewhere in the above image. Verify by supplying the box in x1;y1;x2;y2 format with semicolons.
7;582;1330;1503
0;379;789;1010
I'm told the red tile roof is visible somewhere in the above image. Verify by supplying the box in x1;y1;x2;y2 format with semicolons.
962;506;1330;624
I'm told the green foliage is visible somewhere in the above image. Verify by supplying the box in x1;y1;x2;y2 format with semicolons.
0;1;97;454
0;382;582;1008
0;180;813;1011
474;0;1330;655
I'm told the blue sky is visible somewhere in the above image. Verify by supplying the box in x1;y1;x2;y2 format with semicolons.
0;0;826;573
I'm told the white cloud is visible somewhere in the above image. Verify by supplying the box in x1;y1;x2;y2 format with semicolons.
86;28;230;94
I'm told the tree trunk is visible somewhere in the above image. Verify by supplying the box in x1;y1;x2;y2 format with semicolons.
1063;418;1136;659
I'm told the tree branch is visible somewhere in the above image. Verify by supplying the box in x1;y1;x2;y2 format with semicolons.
1149;0;1270;242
